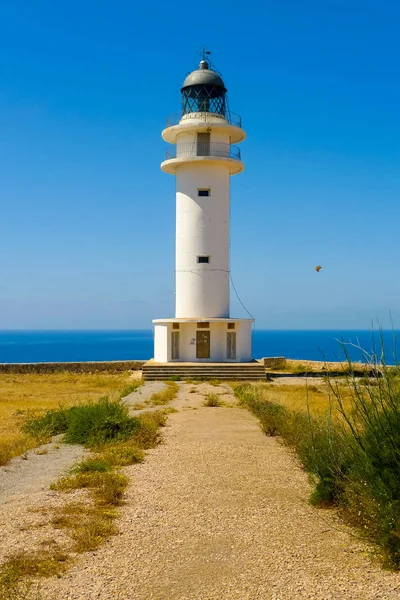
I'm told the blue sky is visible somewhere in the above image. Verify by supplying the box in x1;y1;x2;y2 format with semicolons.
1;0;399;329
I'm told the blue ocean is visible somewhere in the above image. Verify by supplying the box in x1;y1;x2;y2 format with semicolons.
0;330;397;365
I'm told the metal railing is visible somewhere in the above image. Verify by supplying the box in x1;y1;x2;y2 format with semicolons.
166;111;242;128
166;142;241;161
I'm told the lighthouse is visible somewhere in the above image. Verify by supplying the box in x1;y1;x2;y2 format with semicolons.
153;55;253;363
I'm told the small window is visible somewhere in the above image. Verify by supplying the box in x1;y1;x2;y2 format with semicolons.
197;322;210;329
197;256;209;264
227;323;235;330
198;189;210;197
172;323;180;330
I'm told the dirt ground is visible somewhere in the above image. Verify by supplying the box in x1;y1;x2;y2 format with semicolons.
20;381;398;600
0;379;399;599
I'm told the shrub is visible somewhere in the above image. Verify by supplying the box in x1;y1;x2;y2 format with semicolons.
24;398;142;448
23;405;70;438
64;399;141;446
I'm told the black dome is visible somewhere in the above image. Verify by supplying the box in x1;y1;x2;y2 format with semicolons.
181;60;226;92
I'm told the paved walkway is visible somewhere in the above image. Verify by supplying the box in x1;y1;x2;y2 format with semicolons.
39;382;400;599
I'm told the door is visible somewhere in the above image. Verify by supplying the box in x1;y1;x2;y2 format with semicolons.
171;332;180;360
196;330;210;359
197;132;210;156
227;332;236;360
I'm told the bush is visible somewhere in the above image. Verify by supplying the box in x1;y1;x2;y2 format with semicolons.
24;398;141;447
23;404;70;438
64;399;141;446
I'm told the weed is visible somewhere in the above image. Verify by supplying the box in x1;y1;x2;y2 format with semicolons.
51;502;117;553
163;406;178;414
131;411;167;448
118;380;143;398
168;375;181;381
203;394;223;407
71;458;111;473
52;471;128;506
148;381;179;406
101;440;145;466
35;448;48;455
0;546;69;592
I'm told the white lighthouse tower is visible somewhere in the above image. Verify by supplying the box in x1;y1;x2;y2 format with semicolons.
153;55;253;363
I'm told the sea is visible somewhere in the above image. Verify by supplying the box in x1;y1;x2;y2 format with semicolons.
0;330;398;365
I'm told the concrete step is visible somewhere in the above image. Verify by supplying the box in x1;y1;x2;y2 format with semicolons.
142;370;265;375
143;366;266;381
143;372;265;376
142;361;266;381
142;367;265;372
142;366;264;371
144;375;265;381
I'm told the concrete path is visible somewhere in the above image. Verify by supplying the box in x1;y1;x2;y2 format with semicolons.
122;381;166;409
40;382;400;600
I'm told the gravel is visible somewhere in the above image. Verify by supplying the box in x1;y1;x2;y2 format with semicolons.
0;438;88;563
36;382;400;599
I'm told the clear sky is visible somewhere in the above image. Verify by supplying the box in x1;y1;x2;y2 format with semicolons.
1;0;399;330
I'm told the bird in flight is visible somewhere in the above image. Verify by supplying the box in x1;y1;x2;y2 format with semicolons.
315;265;322;272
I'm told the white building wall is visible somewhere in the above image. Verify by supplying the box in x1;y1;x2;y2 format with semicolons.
237;321;253;361
175;162;230;318
153;320;253;363
154;324;170;363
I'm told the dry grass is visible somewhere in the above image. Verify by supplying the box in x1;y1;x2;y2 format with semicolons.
52;471;128;506
0;545;69;599
0;372;136;465
234;381;354;418
203;393;223;407
147;381;179;406
275;359;372;374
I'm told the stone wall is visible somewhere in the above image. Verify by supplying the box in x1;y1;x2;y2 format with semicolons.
263;357;287;369
0;361;146;374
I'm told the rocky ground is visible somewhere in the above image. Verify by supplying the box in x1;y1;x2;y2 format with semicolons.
1;380;400;599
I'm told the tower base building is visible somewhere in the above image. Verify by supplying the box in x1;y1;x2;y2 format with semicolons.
153;318;253;363
153;56;253;364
